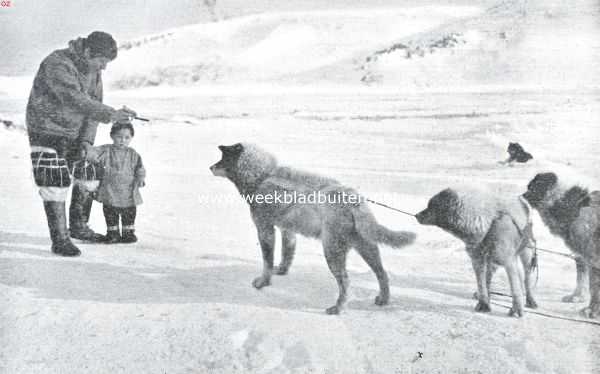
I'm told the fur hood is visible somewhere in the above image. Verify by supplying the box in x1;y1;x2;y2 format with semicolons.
66;37;89;74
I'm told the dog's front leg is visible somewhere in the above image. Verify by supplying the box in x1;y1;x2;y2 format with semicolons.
323;242;349;315
253;223;275;289
275;229;296;275
563;258;589;303
470;252;491;313
519;247;538;308
580;266;600;318
505;256;525;317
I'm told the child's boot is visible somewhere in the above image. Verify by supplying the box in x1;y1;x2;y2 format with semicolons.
121;225;137;243
104;226;121;244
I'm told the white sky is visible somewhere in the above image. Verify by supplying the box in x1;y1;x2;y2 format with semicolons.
1;0;207;75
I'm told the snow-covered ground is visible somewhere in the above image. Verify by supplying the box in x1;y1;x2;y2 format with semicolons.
2;0;600;373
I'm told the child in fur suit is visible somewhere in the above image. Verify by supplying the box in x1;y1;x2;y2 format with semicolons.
96;121;145;243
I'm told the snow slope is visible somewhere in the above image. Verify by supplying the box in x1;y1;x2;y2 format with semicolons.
99;0;600;90
3;0;599;93
360;0;600;89
105;5;481;89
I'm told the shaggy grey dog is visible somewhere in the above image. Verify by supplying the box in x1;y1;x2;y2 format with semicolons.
416;187;538;317
210;143;416;314
523;172;600;318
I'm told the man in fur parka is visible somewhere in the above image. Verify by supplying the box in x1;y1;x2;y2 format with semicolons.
26;31;136;256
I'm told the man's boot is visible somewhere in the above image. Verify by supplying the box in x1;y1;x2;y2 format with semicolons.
43;201;81;257
69;184;104;242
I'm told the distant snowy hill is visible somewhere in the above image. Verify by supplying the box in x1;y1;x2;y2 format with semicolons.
105;6;480;89
2;0;598;95
360;0;600;89
104;0;600;90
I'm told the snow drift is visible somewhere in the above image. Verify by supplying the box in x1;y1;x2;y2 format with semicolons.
100;0;600;90
105;6;480;89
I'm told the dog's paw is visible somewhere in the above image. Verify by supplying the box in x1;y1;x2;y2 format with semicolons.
325;305;341;315
474;301;491;313
579;305;600;319
273;265;289;276
526;296;538;309
375;294;389;306
562;293;587;303
508;307;524;318
252;276;271;289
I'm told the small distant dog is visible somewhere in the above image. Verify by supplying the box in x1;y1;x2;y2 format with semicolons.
210;143;416;314
523;172;600;318
416;187;538;317
503;142;533;164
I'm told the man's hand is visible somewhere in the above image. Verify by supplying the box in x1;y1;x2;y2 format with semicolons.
134;178;146;188
80;142;99;162
111;106;137;123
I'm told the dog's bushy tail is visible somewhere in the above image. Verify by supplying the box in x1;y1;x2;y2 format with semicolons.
353;205;416;248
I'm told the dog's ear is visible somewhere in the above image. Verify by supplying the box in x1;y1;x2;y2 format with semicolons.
533;172;557;188
579;196;591;208
562;186;590;208
574;189;600;208
429;188;456;213
218;144;244;155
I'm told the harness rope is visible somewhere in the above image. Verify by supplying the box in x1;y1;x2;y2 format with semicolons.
489;292;600;327
365;198;416;217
